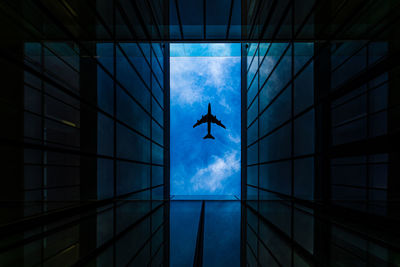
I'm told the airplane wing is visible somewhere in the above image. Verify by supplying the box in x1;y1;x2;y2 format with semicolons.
193;115;207;128
211;116;226;129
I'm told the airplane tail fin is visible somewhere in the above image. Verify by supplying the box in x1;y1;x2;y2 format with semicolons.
203;133;215;140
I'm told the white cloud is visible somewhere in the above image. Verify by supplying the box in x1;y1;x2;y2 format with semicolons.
203;43;233;56
205;57;233;88
170;43;237;57
227;133;241;144
170;56;240;108
190;150;240;192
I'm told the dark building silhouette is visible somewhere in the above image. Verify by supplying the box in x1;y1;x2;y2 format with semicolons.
0;0;399;266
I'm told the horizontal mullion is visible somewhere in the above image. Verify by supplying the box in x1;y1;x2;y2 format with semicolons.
24;82;81;112
246;44;259;73
246;68;258;93
24;109;80;129
331;80;388;110
151;44;164;71
246;42;293;113
151;45;165;73
24;163;80;168
331;162;388;167
3;137;165;167
125;219;166;266
246;115;257;130
29;2;164;128
247;0;265;40
331;42;369;73
245;241;259;266
245;186;294;206
135;41;165;92
116;43;165;112
26;74;165;138
247;153;315;167
41;242;80;266
70;201;165;266
255;41;274;77
151;82;165;112
116;120;164;149
331;184;387;191
247;105;314;147
85;0;114;38
24;184;81;192
332;106;390;129
152;115;164;130
115;184;165;202
25;47;166;136
246;221;284;267
247;118;291;148
151;239;166;262
332;113;367;129
24;136;81;150
257;81;292;116
245;203;318;265
258;43;291;94
152;68;164;92
330;242;367;263
43;44;80;74
246;49;316;125
246;76;259;110
0;204;114;253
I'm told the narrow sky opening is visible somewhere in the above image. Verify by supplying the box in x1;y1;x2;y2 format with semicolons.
170;43;241;199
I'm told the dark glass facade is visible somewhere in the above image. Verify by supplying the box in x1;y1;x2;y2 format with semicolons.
242;0;400;265
0;0;399;266
0;0;169;265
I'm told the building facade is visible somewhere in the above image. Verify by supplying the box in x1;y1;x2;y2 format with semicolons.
0;0;399;266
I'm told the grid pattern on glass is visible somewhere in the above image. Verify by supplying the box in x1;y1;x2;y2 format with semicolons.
21;40;167;217
245;40;315;204
0;0;169;226
0;198;168;266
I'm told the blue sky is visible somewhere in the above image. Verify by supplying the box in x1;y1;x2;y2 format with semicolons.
170;43;241;197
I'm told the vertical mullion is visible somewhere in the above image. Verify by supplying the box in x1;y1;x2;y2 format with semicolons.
164;42;170;267
174;0;184;39
203;0;206;39
226;0;234;39
290;2;295;266
145;0;162;40
40;41;46;267
112;1;117;265
193;201;205;267
241;42;248;267
366;44;370;213
256;44;260;262
41;43;48;214
150;42;153;267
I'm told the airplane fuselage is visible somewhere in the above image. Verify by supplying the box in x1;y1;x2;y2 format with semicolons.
207;103;212;136
193;103;225;139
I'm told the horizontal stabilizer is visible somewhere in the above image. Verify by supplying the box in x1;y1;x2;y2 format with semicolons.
203;133;215;139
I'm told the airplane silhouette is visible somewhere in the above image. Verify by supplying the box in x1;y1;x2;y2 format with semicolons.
193;103;226;139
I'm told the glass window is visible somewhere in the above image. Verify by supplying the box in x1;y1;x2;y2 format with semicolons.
98;113;114;156
116;123;150;163
259;123;291;163
259;87;291;137
294;157;314;200
259;160;292;195
294;109;315;156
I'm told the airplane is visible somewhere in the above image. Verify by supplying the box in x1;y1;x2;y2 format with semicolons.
193;103;226;139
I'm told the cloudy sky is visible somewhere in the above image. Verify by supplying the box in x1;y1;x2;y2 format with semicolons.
170;43;241;198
